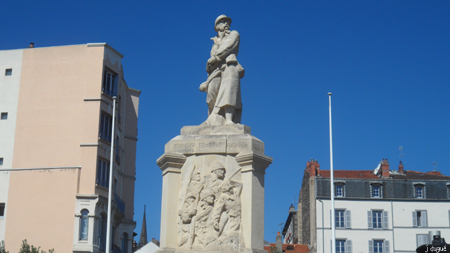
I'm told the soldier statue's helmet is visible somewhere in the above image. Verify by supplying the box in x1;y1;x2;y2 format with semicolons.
214;15;232;32
200;189;215;200
185;192;196;201
211;162;226;172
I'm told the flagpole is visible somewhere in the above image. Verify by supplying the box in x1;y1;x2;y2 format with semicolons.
328;92;336;253
106;96;117;253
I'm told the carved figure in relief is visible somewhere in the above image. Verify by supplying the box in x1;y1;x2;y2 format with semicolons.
178;194;198;247
178;161;244;250
179;168;204;248
191;189;216;249
203;162;226;196
199;15;244;126
213;181;242;237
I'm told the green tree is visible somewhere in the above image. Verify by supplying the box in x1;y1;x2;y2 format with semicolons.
18;240;54;253
0;241;9;253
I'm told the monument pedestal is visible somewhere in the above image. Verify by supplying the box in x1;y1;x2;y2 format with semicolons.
157;125;272;253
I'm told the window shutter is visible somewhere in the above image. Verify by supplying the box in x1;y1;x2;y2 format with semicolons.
384;240;390;253
417;234;427;247
345;210;351;228
369;240;374;253
413;211;417;227
383;211;389;229
346;240;352;253
368;211;373;229
330;210;332;228
421;210;427;227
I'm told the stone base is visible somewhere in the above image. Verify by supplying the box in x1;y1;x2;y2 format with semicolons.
165;125;264;156
157;248;267;253
181;124;251;135
157;125;272;253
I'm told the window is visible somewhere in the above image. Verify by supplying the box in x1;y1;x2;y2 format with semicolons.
0;203;5;217
5;69;12;76
447;184;450;199
369;240;390;253
336;210;345;228
413;210;427;227
0;158;3;166
99;113;112;142
414;183;426;199
335;210;351;228
334;239;352;253
373;211;382;228
98;213;107;251
96;159;109;188
122;233;129;253
335;183;345;197
368;210;388;229
115;135;120;164
1;113;7;120
336;240;345;253
103;70;117;96
79;210;89;240
417;234;429;247
371;184;383;198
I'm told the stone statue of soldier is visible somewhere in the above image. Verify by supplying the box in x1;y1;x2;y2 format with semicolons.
200;15;245;126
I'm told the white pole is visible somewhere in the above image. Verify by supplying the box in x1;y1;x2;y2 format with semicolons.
106;96;117;253
328;92;336;253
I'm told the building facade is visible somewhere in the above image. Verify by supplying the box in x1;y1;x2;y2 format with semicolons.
296;159;450;253
0;43;140;253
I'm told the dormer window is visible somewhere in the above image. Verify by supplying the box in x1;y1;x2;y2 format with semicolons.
413;183;426;199
370;183;383;198
335;182;345;197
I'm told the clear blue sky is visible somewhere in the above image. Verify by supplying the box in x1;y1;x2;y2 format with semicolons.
2;1;450;243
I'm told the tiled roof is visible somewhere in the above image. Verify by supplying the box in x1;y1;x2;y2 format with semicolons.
317;170;450;180
264;243;309;253
391;170;450;180
318;170;380;179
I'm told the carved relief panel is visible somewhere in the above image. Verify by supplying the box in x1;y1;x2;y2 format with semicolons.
177;155;244;251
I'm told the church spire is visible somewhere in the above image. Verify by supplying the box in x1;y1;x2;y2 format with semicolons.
138;205;148;247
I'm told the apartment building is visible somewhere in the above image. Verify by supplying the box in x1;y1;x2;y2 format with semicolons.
292;159;450;253
0;43;140;253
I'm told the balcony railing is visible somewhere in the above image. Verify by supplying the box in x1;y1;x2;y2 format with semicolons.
114;193;125;215
112;245;122;253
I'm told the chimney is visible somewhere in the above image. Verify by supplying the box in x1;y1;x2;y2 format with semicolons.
28;42;34;48
276;232;282;252
307;159;320;177
398;161;404;174
427;171;441;176
381;159;390;178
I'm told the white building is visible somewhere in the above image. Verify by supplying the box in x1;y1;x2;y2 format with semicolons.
295;159;450;253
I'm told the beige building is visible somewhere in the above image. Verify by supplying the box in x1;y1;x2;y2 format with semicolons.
0;43;140;253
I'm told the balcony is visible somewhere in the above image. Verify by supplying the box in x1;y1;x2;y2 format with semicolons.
114;193;125;216
112;245;122;253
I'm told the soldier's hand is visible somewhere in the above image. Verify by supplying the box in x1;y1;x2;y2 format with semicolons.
207;57;217;65
199;82;207;91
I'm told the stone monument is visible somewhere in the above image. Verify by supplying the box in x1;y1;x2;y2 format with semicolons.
157;15;272;253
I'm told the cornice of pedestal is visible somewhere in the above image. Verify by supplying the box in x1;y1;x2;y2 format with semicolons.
236;152;273;174
157;152;187;175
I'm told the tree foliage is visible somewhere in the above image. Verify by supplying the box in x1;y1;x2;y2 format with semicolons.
0;241;9;253
17;240;54;253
